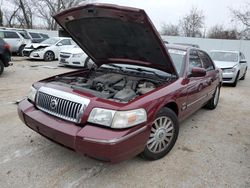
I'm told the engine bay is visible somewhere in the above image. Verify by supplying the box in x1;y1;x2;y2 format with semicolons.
54;68;172;103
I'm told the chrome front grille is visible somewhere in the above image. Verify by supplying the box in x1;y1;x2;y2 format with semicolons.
36;87;90;123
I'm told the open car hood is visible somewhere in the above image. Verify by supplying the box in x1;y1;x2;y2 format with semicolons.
54;4;177;75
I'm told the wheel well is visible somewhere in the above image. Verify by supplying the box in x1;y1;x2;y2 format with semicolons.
164;102;179;116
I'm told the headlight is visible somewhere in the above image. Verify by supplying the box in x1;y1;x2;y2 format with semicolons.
27;86;37;102
34;48;45;52
223;67;236;73
72;53;84;58
88;108;147;129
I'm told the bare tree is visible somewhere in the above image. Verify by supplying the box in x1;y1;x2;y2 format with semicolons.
3;6;20;27
208;25;239;39
179;7;205;37
160;23;179;36
230;3;250;39
0;8;3;26
3;0;33;28
17;0;33;28
35;0;88;30
231;3;250;28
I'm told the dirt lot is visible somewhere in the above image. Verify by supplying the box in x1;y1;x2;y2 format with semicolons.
0;57;249;188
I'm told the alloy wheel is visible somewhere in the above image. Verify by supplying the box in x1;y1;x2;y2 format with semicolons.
147;116;175;154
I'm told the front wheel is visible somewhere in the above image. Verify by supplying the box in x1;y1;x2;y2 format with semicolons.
205;86;220;109
231;72;239;87
44;51;55;61
140;108;179;160
240;69;247;80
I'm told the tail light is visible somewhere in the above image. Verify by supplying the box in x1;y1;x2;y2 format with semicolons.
4;43;11;50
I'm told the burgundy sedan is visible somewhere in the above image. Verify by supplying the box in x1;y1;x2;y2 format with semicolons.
18;4;221;163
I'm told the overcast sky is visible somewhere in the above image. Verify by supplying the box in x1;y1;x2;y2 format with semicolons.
98;0;247;30
1;0;247;30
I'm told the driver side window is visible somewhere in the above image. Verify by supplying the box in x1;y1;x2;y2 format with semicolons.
189;50;202;74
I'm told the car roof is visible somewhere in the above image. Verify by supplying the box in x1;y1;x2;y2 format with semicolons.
210;50;239;53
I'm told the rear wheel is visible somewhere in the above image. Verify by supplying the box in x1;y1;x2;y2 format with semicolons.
0;60;4;76
205;86;220;109
140;108;179;160
44;51;55;61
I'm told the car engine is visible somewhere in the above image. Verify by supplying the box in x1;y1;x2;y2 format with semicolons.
54;70;166;103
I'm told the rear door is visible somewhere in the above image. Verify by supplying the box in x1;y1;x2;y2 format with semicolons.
198;50;218;99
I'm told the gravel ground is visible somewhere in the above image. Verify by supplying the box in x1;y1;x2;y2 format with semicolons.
0;57;249;188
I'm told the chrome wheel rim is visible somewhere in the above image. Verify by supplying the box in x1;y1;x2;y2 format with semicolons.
147;116;174;154
213;87;219;106
45;52;54;61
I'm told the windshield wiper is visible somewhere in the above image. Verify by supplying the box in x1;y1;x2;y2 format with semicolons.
125;67;167;79
105;63;124;70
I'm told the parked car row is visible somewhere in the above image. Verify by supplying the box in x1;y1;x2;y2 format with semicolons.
0;28;49;55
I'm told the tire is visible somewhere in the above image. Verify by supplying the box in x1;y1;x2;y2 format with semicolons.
18;45;25;56
240;69;247;80
231;72;239;87
205;85;220;110
44;51;55;61
140;108;179;160
0;60;4;76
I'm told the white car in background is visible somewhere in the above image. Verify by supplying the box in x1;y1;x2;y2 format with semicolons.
59;46;94;68
210;50;248;87
22;37;75;61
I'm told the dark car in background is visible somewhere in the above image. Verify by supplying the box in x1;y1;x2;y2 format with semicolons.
0;38;11;75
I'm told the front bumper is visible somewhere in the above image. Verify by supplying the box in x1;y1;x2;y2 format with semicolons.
28;50;45;60
18;99;150;163
221;72;237;83
59;57;85;67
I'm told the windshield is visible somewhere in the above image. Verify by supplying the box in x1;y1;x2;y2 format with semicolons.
168;49;186;74
210;52;238;62
18;31;30;39
41;38;60;45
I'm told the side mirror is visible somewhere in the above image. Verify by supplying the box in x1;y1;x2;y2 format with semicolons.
190;67;206;77
240;60;246;64
57;42;62;46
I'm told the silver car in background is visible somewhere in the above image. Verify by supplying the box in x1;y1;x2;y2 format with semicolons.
0;29;31;55
210;50;248;87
